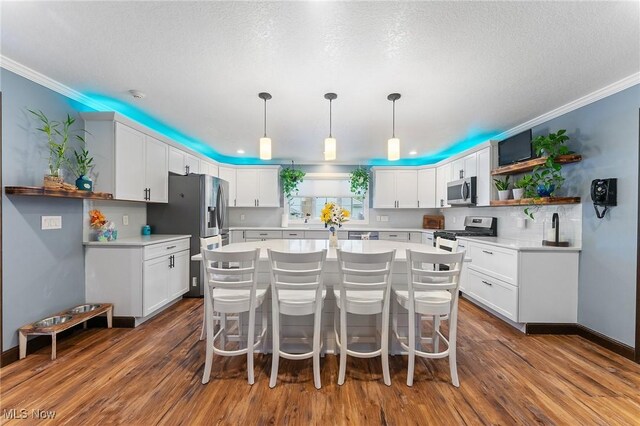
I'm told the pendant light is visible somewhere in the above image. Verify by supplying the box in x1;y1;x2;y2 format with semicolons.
258;92;272;160
324;93;337;161
387;93;401;161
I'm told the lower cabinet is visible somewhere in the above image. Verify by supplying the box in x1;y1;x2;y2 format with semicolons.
465;268;518;322
379;231;409;242
85;237;190;323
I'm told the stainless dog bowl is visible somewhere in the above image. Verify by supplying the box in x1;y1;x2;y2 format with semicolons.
35;315;73;328
67;304;102;314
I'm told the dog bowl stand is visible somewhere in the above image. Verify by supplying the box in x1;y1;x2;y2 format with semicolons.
18;303;113;360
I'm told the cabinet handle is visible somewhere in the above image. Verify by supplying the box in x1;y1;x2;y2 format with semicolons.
166;245;176;250
259;233;268;236
185;165;190;175
418;200;420;208
389;234;398;237
440;199;444;207
481;280;492;286
482;250;494;255
148;187;151;200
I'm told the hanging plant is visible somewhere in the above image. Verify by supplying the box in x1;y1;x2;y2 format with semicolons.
349;167;369;199
280;162;306;203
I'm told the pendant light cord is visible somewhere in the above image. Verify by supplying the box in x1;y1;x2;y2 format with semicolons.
263;98;267;137
392;100;396;138
329;98;333;138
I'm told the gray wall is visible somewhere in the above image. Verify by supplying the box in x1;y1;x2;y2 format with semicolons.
2;69;88;350
535;85;638;347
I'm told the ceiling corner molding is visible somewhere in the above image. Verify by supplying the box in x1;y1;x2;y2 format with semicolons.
0;55;110;112
494;72;640;141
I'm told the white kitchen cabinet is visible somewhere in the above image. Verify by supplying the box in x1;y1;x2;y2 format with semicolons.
244;230;282;240
230;230;245;243
83;115;169;203
450;153;478;181
218;166;237;206
373;169;418;208
457;240;470;292
202;162;218;177
475;146;495;207
235;168;280;207
379;231;409;242
436;163;451;208
417;168;436;208
85;237;190;325
409;232;424;243
304;230;348;240
113;122;168;202
169;147;203;175
460;238;579;324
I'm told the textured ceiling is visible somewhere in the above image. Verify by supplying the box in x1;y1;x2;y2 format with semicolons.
2;1;639;164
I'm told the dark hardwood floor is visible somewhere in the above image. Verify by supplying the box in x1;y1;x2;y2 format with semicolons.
1;298;639;425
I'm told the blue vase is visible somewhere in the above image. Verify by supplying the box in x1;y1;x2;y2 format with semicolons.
76;175;93;191
536;184;555;197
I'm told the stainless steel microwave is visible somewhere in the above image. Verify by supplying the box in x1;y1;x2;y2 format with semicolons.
447;177;477;206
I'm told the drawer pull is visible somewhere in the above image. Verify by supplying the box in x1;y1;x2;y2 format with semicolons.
259;233;268;236
166;245;176;250
389;234;398;237
481;280;492;286
482;250;493;255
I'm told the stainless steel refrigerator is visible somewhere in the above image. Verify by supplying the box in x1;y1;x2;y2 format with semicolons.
147;174;229;297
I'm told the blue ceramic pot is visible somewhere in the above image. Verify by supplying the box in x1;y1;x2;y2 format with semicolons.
536;184;555;197
76;175;93;191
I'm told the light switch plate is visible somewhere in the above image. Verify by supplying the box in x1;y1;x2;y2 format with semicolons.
381;216;389;222
122;215;129;225
240;214;245;221
41;216;62;230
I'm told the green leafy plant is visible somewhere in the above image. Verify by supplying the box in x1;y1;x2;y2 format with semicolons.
349;167;369;199
280;164;306;203
71;135;94;178
28;109;79;176
532;129;570;159
493;175;510;191
514;174;534;190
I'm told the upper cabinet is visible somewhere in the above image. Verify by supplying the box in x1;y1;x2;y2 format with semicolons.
235;167;280;207
450;152;477;181
169;147;201;175
436;163;451;208
373;169;418;209
417;168;437;208
84;115;168;203
475;146;496;207
218;166;237;206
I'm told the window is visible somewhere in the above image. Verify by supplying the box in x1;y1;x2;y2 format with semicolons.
287;173;368;224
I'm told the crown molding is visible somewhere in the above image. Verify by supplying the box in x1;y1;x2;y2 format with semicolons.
493;72;640;141
0;55;110;112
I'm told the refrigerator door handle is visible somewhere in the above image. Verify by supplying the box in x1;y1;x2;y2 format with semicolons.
216;184;225;231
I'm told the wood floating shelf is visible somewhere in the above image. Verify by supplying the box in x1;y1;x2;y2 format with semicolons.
490;196;581;207
4;186;113;200
491;154;582;175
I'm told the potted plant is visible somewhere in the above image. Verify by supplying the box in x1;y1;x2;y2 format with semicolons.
71;135;94;191
280;163;306;203
513;174;534;200
493;176;511;201
531;129;570;197
349;167;369;200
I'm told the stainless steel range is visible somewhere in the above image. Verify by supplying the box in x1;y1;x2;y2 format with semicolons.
433;216;497;242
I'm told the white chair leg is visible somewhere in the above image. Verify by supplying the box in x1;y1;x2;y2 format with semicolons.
247;307;256;385
433;315;441;353
269;309;280;388
199;306;206;341
220;313;227;350
313;303;322;389
449;305;460;387
392;297;399;341
202;294;214;384
261;305;268;353
333;307;340;351
381;303;391;386
407;310;416;387
338;307;348;386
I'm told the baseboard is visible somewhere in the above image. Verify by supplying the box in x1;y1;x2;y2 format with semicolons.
1;316;135;367
526;323;635;361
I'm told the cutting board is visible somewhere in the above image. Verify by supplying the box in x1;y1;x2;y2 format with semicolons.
423;215;445;230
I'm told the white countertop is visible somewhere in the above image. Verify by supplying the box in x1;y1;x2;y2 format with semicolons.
191;239;447;262
230;226;439;233
457;236;581;252
84;234;191;247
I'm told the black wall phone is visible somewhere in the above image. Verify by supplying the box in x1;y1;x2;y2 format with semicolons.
591;178;617;219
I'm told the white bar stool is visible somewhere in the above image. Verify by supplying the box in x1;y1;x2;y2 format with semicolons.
394;249;465;387
267;249;327;389
334;249;395;386
201;248;268;385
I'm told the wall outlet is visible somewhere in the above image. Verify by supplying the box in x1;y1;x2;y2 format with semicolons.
452;216;457;224
381;215;389;222
122;215;129;226
41;216;62;230
376;216;381;222
240;214;245;221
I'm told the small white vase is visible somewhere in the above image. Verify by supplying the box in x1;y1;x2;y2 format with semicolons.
512;188;525;200
281;213;289;228
498;189;511;201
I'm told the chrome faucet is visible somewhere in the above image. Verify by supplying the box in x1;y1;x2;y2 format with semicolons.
552;213;559;243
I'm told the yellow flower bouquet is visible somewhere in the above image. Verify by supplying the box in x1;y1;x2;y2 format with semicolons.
321;202;350;230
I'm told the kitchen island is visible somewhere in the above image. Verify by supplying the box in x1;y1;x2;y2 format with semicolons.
193;239;445;354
